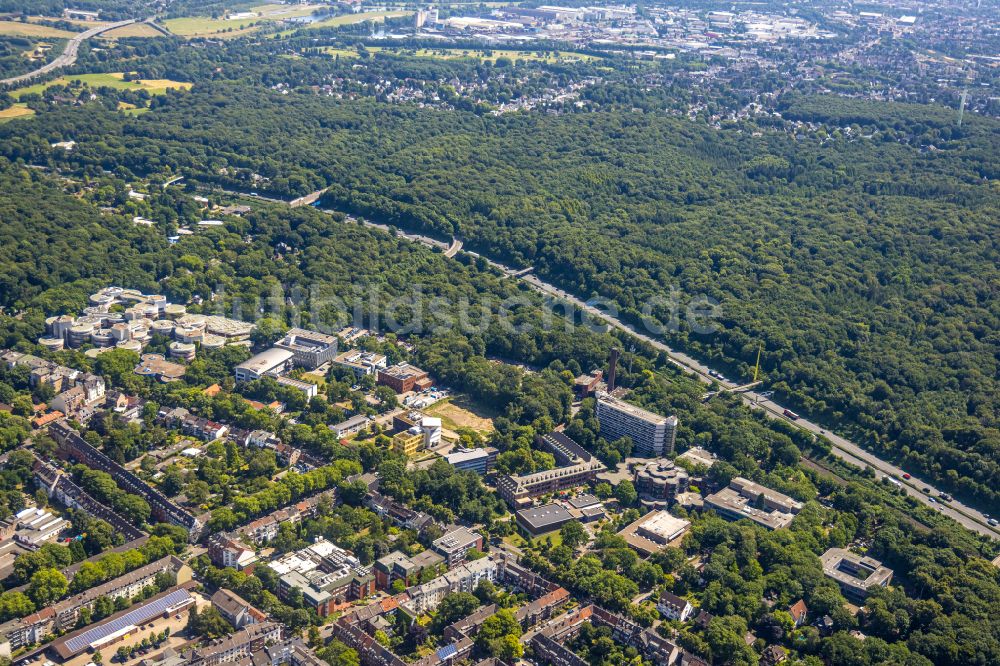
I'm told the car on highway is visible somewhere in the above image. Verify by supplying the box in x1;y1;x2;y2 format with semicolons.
989;519;998;527
783;408;800;420
939;493;952;501
928;497;937;503
902;473;911;480
922;487;931;493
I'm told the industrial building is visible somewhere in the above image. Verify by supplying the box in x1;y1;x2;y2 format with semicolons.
48;585;196;660
595;392;677;456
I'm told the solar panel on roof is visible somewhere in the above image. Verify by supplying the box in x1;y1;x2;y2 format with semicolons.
436;643;458;660
64;589;191;654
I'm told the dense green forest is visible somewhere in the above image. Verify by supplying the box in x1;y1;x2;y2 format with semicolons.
1;81;995;509
1;144;999;664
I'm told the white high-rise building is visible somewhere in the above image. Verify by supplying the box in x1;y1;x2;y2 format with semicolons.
596;392;677;456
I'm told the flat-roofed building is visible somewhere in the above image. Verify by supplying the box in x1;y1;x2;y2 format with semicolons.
634;459;690;505
432;527;483;566
596;392;677;456
402;556;497;614
235;348;295;382
373;549;444;591
275;328;339;369
497;458;604;508
377;363;432;393
618;509;690;555
705;477;803;530
275;375;318;400
332;349;387;376
677;446;718;469
330;414;373;439
392;429;425;458
820;548;893;601
515;503;574;537
443;447;496;475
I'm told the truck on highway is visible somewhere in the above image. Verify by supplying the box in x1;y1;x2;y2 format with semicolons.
783;408;799;420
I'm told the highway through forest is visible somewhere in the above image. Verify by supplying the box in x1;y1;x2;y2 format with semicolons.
242;192;999;540
513;273;1000;540
0;19;136;87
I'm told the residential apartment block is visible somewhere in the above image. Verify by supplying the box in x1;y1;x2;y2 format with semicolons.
401;556;498;615
595;392;677;457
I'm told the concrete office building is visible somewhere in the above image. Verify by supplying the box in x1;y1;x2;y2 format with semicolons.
705;477;803;530
595;392;677;456
443;447;496;475
820;548;893;601
377;363;432;393
634;459;690;505
274;328;339;370
332;349;387;376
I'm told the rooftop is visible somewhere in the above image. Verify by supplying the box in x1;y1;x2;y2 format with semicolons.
516;503;574;531
236;348;295;374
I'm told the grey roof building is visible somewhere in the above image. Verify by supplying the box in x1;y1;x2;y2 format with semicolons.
515;503;574;536
821;548;893;601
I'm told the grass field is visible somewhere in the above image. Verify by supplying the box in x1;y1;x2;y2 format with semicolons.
27;15;109;29
100;23;164;38
425;396;496;434
12;72;191;98
278;10;411;35
0;20;78;38
164;3;325;37
0;103;35;123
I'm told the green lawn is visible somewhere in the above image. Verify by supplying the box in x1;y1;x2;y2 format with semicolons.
164;3;329;37
11;73;191;99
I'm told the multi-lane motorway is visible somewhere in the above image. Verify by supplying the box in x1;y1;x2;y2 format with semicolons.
251;193;999;540
514;272;999;540
0;19;136;87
